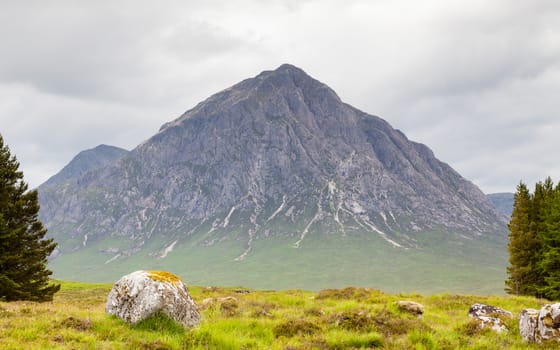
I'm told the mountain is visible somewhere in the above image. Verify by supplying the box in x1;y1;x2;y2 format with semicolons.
39;64;508;294
487;192;514;218
42;144;129;187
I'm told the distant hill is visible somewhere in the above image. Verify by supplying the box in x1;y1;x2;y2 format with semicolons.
42;144;128;187
487;193;514;218
39;64;508;293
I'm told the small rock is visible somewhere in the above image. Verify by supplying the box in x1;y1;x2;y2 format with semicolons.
106;270;201;328
519;308;539;342
537;303;560;341
397;301;424;316
200;296;238;309
468;303;512;333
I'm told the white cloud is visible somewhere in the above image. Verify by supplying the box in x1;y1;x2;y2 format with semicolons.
1;0;559;193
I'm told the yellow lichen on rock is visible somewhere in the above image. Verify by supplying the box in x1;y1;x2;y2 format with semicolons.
146;270;181;285
542;316;554;327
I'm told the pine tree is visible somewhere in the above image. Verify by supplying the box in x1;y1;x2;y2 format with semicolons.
529;178;557;297
538;182;560;300
506;182;536;295
0;134;60;301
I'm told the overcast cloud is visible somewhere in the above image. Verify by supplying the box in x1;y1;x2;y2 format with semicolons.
1;0;559;193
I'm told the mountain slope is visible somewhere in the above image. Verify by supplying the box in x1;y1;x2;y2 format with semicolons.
39;64;508;293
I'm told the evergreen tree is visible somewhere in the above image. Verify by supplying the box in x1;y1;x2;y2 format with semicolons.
530;178;557;297
0;134;60;301
506;182;537;295
538;182;560;300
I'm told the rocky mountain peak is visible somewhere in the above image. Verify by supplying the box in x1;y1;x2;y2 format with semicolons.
159;64;342;134
42;144;128;187
39;64;507;270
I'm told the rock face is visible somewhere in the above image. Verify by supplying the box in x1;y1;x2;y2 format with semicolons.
397;301;424;316
106;270;200;328
468;303;512;333
519;308;539;342
39;64;507;258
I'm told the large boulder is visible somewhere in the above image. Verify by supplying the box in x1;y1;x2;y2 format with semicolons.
468;303;512;333
106;270;201;328
519;308;539;342
537;303;560;341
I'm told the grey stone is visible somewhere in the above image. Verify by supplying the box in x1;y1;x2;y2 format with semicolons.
106;270;201;328
468;303;512;333
468;303;513;318
476;316;509;333
537;303;560;342
519;308;539;342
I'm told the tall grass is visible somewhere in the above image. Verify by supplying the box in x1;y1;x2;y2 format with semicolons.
0;281;556;349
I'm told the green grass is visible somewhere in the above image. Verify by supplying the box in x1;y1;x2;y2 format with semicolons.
49;230;508;295
0;281;556;349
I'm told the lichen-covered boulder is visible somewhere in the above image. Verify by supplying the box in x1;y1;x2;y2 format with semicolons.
397;301;424;316
476;315;510;333
106;270;201;328
468;303;513;318
519;308;539;342
537;303;560;341
468;303;512;333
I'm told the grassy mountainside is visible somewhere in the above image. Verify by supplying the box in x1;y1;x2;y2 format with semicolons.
0;281;556;349
49;230;508;295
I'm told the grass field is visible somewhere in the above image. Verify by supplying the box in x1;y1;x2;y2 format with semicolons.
1;280;558;349
49;230;509;295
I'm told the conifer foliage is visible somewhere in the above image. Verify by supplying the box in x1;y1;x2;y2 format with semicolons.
0;134;60;301
506;177;560;299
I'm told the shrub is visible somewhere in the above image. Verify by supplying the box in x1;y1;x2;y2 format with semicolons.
273;319;321;338
127;339;173;350
330;310;373;332
304;307;325;317
458;319;489;337
372;309;430;337
59;316;92;331
220;298;239;317
326;331;383;349
247;300;277;318
316;287;378;301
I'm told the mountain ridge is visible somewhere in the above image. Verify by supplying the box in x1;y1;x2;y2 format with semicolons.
42;144;128;187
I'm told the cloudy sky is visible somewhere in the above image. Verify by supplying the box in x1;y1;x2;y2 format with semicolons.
1;0;559;193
